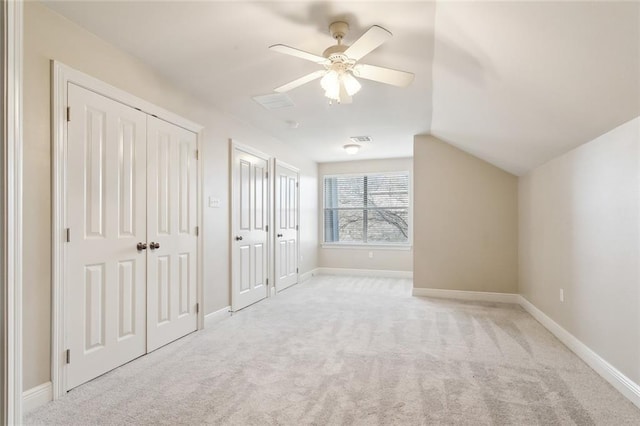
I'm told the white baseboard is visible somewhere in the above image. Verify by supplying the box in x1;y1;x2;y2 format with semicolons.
411;287;640;409
299;268;319;282
204;305;231;328
412;287;520;304
23;381;52;413
519;296;640;409
316;267;413;279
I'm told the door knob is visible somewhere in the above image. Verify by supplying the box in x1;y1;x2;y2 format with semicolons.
235;236;243;241
276;234;283;238
136;242;147;251
149;242;160;250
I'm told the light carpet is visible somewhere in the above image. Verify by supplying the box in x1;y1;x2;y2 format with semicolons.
26;275;640;425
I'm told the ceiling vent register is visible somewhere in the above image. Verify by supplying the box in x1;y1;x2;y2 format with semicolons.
350;136;372;143
252;93;295;110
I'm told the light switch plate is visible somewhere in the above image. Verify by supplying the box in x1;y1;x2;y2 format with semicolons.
209;197;221;208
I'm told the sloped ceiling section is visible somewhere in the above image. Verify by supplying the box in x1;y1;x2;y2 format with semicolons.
43;1;639;174
431;1;640;175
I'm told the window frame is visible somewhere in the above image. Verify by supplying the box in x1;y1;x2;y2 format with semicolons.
322;171;412;248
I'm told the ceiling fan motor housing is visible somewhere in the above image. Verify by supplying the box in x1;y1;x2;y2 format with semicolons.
323;44;349;60
324;22;355;68
329;21;349;41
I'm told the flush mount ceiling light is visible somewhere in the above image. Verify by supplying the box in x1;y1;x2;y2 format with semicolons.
343;144;361;155
270;21;414;104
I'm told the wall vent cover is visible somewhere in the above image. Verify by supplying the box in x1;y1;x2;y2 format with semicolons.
350;136;372;143
252;93;295;110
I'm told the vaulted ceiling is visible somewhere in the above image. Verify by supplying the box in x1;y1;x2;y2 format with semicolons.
43;1;639;175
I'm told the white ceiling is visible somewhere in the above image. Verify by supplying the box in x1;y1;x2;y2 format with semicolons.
43;0;639;175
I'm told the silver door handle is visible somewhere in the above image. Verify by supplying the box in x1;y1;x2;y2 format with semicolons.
235;236;243;241
276;234;283;238
149;242;160;250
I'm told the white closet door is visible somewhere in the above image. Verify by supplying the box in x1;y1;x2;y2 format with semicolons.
274;162;299;292
146;116;198;352
66;83;147;390
231;146;269;311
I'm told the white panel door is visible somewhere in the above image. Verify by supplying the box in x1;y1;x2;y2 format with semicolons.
66;83;147;389
146;116;198;352
232;146;269;311
275;162;299;292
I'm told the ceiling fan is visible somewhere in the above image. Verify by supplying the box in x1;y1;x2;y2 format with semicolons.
269;21;414;104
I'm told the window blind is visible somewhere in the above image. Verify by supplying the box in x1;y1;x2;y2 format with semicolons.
324;172;409;244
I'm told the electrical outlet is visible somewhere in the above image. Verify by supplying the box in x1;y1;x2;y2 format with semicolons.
368;251;374;259
559;288;564;302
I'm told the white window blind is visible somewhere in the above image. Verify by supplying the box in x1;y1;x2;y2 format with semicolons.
324;172;409;244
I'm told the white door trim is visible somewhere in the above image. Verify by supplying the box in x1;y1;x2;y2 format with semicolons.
230;140;271;165
51;62;204;399
3;1;23;423
274;160;299;174
229;140;272;309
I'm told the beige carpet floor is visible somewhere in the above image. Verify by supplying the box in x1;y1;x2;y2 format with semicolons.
26;275;640;425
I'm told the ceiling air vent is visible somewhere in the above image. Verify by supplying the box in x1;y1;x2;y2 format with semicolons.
350;136;372;143
252;93;295;110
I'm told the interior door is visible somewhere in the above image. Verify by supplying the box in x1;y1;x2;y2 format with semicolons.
146;116;198;352
66;83;147;389
274;162;299;292
231;146;269;311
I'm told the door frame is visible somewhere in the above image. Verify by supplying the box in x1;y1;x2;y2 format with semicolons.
272;159;300;293
2;0;23;422
51;62;204;399
229;140;272;310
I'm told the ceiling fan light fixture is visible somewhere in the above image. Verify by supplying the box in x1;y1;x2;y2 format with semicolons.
321;71;341;100
321;70;360;102
320;70;339;92
324;88;340;101
343;144;361;155
342;72;361;96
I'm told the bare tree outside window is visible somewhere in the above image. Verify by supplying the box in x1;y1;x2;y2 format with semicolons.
324;173;409;244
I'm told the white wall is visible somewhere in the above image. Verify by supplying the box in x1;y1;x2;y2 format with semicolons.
413;135;519;293
23;2;317;390
318;158;413;272
519;116;640;385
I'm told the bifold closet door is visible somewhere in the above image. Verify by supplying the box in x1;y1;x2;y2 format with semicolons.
66;83;147;390
146;116;198;352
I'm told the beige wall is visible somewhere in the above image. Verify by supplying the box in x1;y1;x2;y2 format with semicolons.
318;158;413;272
23;2;317;390
413;136;518;293
519;117;640;384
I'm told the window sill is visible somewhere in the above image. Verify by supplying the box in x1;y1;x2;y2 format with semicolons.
321;244;412;251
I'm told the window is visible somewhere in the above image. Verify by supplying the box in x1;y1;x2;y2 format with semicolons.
323;172;410;245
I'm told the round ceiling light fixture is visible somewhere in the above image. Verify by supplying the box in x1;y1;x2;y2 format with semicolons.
343;144;361;155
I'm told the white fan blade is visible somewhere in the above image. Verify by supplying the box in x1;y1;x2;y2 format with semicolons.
269;44;328;64
353;64;414;87
344;25;392;61
274;70;326;93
